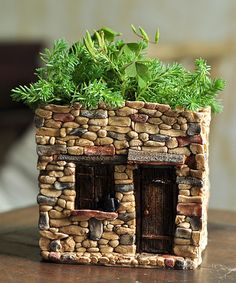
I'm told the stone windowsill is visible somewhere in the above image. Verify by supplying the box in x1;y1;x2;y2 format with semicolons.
71;209;118;220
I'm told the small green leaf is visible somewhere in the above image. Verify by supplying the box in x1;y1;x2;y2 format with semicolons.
131;24;138;35
125;62;137;77
154;29;160;44
94;31;103;48
137;75;147;89
99;27;121;42
135;62;150;80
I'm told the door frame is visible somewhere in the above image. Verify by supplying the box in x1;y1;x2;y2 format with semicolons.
134;165;177;254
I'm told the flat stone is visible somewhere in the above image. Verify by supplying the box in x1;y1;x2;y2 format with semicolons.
125;101;145;109
116;106;138;116
187;123;201;136
60;225;89;235
115;184;134;193
37;144;66;156
76;138;94;147
160;129;186;137
174;258;186;270
177;203;202;217
36;127;60;137
34;115;44;128
129;139;142;147
169;147;191;156
176;176;203;187
40;188;61;198
178;195;202;203
54;181;74;190
144;141;165;147
69;127;87;136
94;137;113;146
102;231;119;240
166;138;178;149
40;230;68;240
186;216;202;231
115;245;135;254
114;140;129;150
67;146;83;155
141;146;168;153
175;228;192;239
88;218;103;240
105;126;131;134
39;175;56;184
35;108;52;119
37;194;57;206
177;135;203;146
63;122;79;128
107;131;127;141
173;245;198;259
71;210;117;221
88;118;108;126
80;109;108;118
84;145;115;156
49;210;66;219
120;234;135;245
128;149;185;164
53;113;75;122
59;175;75;183
134;123;159;134
45;104;70;113
130;114;148;123
109;116;131;126
50;240;62;252
82;131;97;141
149;134;171;142
155;103;171;112
118;212;135;222
161;115;176;125
38;212;49;230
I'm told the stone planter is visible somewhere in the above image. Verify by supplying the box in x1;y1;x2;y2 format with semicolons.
36;101;211;269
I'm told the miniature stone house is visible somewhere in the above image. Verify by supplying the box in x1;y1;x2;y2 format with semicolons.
36;101;211;269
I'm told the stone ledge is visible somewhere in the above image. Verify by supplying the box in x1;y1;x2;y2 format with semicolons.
128;149;185;165
71;210;118;221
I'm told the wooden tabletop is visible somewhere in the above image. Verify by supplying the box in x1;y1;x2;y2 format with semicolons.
0;207;236;283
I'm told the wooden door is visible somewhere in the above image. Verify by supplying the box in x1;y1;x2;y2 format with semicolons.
136;166;177;254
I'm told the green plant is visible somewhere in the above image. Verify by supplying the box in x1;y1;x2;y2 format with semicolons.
11;26;225;112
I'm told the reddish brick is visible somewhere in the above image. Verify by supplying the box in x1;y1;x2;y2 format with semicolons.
130;113;148;123
84;145;115;156
53;113;75;122
177;135;203;147
177;203;202;217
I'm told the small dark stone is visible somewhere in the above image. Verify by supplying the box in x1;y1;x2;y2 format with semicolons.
37;194;57;206
69;127;87;136
187;123;201;136
120;234;135;245
89;218;103;240
107;131;127;141
115;184;134;193
176;176;204;187
175;258;186;270
187;216;202;231
38;212;49;230
34;115;44;128
80;109;108;119
60;253;77;263
54;181;74;190
130;113;148;123
118;212;135;222
175;227;191;239
37;145;67;156
50;240;62;252
149;134;171;142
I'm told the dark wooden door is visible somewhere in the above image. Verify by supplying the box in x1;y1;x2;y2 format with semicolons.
136;166;177;254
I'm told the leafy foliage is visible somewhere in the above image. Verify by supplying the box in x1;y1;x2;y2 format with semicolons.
11;26;225;112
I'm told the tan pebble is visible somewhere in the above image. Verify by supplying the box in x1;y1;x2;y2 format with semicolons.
173;123;181;130
174;238;191;245
57;198;66;208
66;201;74;210
59;175;75;183
50;218;71;227
115;192;123;201
60;128;67;137
139;108;157;116
108;117;131;127
127;131;138;139
115;179;133;185
144;141;165;147
75;116;89;124
80;221;88;228
50;137;56;145
54;205;63;212
39;175;56;184
159;123;172;130
98;239;109;245
108;110;116;116
115;165;126;172
49;210;66;219
75;138;94;147
166;138;178;149
39;205;52;212
63;122;79;128
129;139;142;147
173;245;198;258
115;245;135;254
125;101;145;109
99;246;113;254
169;147;191;156
139;132;149;141
88;125;101;132
44;119;62;129
94;137;113;145
175;215;186;225
39;237;50;250
105;126;131;134
114;140;129;150
97;129;107;138
70;109;80;116
179;190;190;196
60;225;89;235
36;135;50;145
88;118;108;126
35;109;52;119
114;172;128;180
160;129;186;137
63;189;76;196
41;188;61;198
142;146;168;153
49;171;64;178
134;123;159;134
62;237;75;252
148;117;162;124
82;131;97;141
